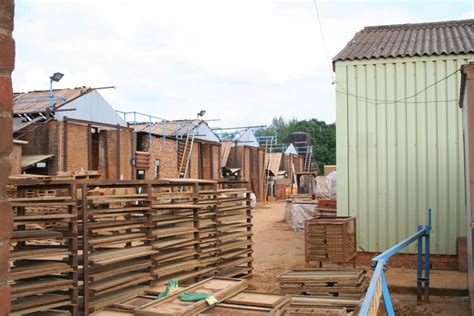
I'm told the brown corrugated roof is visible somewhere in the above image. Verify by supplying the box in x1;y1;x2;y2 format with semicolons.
13;87;93;114
333;19;474;64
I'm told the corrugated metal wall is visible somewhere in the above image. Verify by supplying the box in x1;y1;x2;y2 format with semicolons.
336;54;474;254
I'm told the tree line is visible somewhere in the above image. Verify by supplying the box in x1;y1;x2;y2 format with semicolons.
256;117;336;169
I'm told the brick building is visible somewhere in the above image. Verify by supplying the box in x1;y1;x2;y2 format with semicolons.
133;119;221;180
11;87;134;179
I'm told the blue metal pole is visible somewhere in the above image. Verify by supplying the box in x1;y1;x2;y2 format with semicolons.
49;78;54;111
381;272;395;316
424;208;432;302
417;224;423;301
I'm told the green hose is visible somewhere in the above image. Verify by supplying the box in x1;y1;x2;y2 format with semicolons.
156;279;179;300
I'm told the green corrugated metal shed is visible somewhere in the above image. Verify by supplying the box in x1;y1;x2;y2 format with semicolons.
334;20;474;255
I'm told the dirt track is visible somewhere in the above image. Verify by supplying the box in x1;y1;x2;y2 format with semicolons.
248;201;471;315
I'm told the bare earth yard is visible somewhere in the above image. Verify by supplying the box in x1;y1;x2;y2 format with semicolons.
248;202;471;315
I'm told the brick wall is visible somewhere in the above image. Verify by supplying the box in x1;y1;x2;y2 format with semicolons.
20;123;49;155
0;1;14;313
48;120;63;174
66;122;88;172
106;128;133;180
8;142;21;175
211;144;220;179
119;129;132;179
140;135;178;179
189;143;199;179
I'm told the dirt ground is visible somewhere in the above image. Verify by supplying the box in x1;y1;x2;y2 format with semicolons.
248;201;472;315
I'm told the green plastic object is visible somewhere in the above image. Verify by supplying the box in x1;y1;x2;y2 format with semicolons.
178;292;211;302
156;279;179;300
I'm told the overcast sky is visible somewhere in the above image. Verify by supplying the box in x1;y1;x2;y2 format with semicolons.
13;0;473;128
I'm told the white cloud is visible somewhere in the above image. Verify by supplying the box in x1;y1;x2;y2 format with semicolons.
12;0;471;127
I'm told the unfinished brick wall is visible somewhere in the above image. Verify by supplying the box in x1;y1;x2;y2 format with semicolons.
120;129;132;179
8;142;21;175
140;136;178;179
0;1;14;313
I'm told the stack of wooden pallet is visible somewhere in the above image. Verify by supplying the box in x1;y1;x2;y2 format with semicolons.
215;188;253;278
305;217;356;266
278;269;368;299
8;180;78;315
150;181;209;286
79;181;155;314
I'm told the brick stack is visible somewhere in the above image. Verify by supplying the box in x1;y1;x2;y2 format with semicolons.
0;1;15;314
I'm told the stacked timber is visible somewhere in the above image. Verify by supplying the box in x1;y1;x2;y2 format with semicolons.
305;216;356;266
277;270;368;298
215;188;253;278
150;182;205;285
79;182;155;314
8;180;78;315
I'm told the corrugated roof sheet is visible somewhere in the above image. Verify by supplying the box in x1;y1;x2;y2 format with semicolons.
133;119;203;137
333;19;474;63
13;87;93;114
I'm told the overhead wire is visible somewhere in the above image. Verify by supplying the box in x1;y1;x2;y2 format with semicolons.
334;69;460;105
310;0;460;106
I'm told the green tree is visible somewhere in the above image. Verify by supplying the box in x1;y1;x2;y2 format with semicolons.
256;117;336;169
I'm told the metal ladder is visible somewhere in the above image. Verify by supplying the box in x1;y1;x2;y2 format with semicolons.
178;130;195;178
304;145;313;171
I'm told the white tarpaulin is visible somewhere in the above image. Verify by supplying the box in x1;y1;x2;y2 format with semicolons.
284;202;318;231
315;171;337;200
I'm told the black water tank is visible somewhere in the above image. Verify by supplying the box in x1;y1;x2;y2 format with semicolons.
287;132;312;146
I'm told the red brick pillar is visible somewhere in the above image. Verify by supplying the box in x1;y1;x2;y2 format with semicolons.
0;1;14;314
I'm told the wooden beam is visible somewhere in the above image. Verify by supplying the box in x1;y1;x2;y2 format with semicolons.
210;144;214;180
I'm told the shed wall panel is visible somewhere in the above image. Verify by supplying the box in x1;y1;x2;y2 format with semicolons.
336;54;474;254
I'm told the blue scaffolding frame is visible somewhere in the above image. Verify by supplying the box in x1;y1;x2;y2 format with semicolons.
359;209;432;315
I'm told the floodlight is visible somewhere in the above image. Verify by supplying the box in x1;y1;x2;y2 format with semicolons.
50;72;64;82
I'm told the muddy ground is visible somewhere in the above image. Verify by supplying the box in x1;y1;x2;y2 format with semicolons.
248;202;471;315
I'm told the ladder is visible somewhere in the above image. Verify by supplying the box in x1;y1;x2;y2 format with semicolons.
304;145;313;172
263;138;274;200
178;130;195;178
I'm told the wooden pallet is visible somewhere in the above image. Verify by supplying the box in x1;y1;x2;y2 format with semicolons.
278;270;368;299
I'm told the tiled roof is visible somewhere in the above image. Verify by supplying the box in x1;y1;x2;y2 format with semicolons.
333;19;474;63
13;87;92;114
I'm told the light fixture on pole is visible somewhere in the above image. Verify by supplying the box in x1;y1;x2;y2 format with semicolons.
197;110;206;119
49;72;64;111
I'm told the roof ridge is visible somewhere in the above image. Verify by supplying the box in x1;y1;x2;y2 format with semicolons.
14;86;91;95
363;19;474;32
